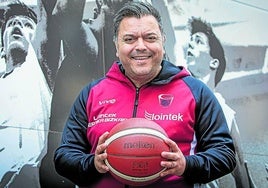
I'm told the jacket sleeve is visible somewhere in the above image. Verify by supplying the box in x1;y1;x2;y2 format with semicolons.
182;78;236;183
54;84;103;186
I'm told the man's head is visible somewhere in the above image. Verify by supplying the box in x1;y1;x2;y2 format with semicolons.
186;17;226;87
1;2;37;64
112;2;165;87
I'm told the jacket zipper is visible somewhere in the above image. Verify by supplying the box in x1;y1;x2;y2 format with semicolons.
132;87;140;117
126;87;140;188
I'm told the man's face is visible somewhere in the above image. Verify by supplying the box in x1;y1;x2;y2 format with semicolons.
186;32;213;78
115;15;164;86
2;15;36;57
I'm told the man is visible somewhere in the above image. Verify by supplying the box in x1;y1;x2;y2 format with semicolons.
54;2;236;187
186;17;255;188
0;2;52;186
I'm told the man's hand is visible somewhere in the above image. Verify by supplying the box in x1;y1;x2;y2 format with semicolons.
94;131;110;173
160;138;186;177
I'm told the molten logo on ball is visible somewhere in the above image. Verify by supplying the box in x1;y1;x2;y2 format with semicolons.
124;141;155;149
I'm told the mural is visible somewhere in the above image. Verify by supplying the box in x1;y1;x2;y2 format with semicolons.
0;0;267;187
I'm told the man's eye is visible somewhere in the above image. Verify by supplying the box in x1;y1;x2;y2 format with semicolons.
145;36;157;42
196;38;204;45
24;22;33;29
6;21;12;27
123;37;135;44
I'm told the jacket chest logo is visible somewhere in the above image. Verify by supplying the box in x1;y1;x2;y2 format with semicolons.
158;94;174;107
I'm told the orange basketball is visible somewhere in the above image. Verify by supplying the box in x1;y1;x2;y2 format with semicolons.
104;118;170;186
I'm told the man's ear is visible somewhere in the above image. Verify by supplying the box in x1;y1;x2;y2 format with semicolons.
162;35;166;43
209;59;219;70
1;47;6;58
115;42;119;57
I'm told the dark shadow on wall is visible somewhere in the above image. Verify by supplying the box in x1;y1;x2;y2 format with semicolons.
39;0;127;187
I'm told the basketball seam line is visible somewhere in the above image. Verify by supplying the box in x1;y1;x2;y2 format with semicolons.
105;128;167;146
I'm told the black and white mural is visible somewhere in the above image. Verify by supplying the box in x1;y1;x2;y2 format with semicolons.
0;0;267;187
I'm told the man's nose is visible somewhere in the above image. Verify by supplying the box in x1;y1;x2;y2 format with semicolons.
135;38;146;50
11;18;23;27
188;41;194;49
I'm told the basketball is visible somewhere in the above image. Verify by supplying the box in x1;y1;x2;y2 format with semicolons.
104;118;170;186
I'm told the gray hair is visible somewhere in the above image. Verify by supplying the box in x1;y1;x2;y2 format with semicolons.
113;1;164;42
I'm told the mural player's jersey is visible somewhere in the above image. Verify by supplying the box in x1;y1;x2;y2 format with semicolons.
0;45;52;181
